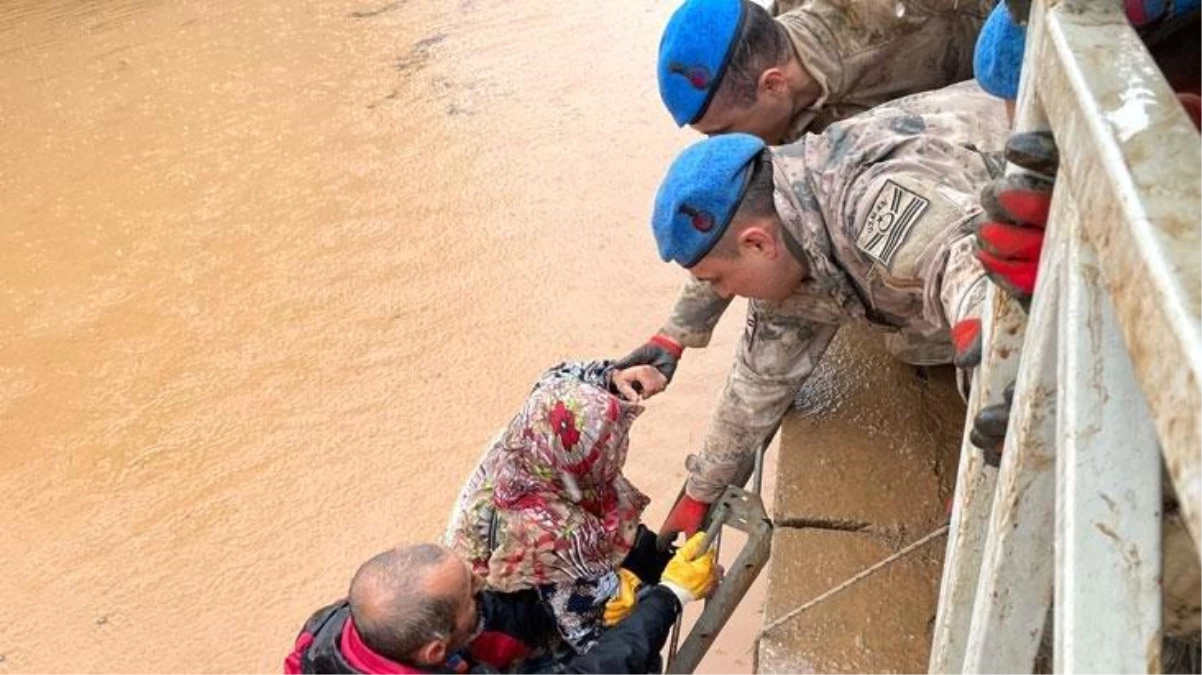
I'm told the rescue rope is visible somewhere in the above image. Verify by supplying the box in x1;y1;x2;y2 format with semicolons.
758;524;950;636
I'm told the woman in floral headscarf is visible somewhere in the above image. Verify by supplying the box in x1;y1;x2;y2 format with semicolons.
446;360;668;654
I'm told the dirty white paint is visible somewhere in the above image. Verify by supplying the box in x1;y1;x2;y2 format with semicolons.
927;288;1013;675
1052;184;1164;674
1040;0;1202;554
960;216;1062;673
930;0;1200;671
929;8;1051;672
1101;81;1155;142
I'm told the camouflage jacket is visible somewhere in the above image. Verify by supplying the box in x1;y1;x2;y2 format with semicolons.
683;82;1009;502
781;0;992;136
661;0;992;349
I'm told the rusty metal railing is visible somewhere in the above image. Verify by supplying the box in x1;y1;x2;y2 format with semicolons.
928;0;1201;672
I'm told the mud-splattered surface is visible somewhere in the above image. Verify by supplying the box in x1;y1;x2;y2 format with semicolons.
759;323;964;673
0;1;770;671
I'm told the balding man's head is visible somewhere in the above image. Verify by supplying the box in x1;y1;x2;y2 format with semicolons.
348;544;466;665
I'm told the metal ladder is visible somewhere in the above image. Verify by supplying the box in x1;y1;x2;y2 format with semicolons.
664;436;775;674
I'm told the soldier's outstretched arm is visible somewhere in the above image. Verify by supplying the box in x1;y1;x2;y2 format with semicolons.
685;304;839;504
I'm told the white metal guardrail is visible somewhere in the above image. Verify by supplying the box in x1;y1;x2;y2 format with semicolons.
929;0;1201;672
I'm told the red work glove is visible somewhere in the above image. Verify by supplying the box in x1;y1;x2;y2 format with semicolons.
975;94;1198;309
974;131;1058;309
1177;92;1201;130
951;317;983;369
660;494;709;539
614;334;684;385
966;97;1197;461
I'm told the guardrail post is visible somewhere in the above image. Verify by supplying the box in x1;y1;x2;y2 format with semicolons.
1051;176;1164;673
960;220;1062;673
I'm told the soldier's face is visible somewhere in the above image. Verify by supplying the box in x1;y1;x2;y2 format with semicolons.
690;220;803;302
692;75;796;144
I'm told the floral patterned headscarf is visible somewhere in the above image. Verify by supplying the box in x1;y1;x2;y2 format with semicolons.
447;370;649;593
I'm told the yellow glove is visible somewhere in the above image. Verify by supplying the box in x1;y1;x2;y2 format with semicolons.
603;568;642;627
660;532;718;604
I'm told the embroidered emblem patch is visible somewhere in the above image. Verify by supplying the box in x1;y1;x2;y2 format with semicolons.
668;62;711;89
680;204;714;232
857;179;930;266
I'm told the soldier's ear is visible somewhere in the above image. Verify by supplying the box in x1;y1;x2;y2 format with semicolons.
758;68;789;98
737;225;779;258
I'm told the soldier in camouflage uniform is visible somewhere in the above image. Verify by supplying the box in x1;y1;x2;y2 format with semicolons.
634;82;1009;534
638;0;994;384
657;0;992;143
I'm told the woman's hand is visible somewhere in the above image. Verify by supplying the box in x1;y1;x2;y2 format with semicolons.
610;365;669;402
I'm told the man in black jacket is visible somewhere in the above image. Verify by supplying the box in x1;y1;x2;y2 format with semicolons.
285;532;717;674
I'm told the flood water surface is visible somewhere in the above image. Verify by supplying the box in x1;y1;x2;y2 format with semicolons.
0;1;764;671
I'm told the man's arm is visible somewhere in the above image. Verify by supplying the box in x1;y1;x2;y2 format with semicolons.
539;532;718;675
552;586;680;674
687;303;839;503
467;589;557;672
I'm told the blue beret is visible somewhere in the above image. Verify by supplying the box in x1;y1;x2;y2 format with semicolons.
975;0;1202;101
653;133;766;267
973;2;1026;100
658;0;747;127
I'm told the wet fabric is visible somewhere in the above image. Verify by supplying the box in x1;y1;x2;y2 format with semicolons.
679;82;1009;502
446;361;650;651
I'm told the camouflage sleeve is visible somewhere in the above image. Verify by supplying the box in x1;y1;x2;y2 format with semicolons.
939;235;989;328
844;126;998;338
658;277;733;349
686;302;840;502
902;0;993;19
779;0;990;20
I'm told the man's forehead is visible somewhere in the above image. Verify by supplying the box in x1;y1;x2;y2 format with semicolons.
421;550;470;597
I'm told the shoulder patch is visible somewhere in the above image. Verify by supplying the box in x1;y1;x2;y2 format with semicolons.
856;179;930;266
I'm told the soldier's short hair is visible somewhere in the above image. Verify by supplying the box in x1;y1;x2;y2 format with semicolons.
713;150;777;258
717;3;792;108
736;150;777;221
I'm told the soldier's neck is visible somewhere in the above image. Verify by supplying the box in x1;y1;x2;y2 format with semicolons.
780;225;811;280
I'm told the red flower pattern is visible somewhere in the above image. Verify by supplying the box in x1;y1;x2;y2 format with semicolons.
548;400;581;452
449;365;650;597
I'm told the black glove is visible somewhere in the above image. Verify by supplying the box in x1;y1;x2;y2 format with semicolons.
970;381;1014;467
613;334;683;384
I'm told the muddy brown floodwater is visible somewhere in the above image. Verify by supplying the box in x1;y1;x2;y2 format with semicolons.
0;1;770;672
